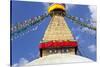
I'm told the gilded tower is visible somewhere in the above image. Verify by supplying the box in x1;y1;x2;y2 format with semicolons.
39;3;77;57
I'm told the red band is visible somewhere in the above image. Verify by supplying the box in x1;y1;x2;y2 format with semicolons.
39;41;77;49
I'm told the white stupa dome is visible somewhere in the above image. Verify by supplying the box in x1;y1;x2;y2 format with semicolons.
21;54;93;67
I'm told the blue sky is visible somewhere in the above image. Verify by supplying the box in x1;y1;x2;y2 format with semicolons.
11;0;96;65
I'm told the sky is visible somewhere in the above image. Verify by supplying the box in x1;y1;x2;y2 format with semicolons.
11;0;96;66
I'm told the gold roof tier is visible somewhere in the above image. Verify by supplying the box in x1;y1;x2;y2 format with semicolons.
42;15;74;42
48;4;65;14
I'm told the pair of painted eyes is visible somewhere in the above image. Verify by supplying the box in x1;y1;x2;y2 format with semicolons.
48;49;69;53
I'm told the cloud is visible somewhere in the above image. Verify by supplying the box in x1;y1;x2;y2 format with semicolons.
81;27;96;35
42;3;49;7
75;35;80;40
12;64;18;67
65;4;76;11
88;44;96;53
90;22;96;27
12;58;29;67
42;3;49;11
88;5;97;22
67;4;75;9
72;26;96;35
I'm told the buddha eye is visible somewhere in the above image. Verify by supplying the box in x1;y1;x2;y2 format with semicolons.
61;49;65;53
66;49;69;52
48;49;53;54
61;48;68;53
54;49;57;53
